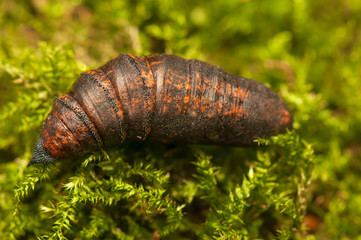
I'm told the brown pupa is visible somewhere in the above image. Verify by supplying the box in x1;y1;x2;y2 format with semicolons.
30;54;292;164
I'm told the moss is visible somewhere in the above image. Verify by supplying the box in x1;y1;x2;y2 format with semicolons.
1;0;360;239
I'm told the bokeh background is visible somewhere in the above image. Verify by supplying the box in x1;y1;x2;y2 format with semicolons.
1;0;361;239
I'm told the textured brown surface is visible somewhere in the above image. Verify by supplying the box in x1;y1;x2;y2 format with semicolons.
30;54;293;164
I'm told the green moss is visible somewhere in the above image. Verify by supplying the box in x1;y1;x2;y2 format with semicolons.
1;0;361;239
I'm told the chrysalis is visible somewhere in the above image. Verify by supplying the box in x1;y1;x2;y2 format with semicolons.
30;54;292;164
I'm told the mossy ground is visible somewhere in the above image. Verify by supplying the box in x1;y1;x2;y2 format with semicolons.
1;0;361;239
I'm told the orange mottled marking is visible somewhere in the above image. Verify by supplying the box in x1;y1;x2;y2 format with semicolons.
280;106;292;126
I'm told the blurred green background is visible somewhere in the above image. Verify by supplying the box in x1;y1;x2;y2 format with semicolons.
1;0;361;239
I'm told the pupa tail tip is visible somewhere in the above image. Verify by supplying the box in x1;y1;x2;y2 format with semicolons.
28;137;56;166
